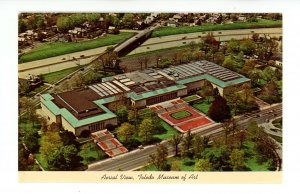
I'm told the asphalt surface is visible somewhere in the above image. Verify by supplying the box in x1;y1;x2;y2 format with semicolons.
87;103;282;171
128;28;282;55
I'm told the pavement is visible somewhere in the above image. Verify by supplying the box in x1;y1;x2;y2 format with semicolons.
87;103;282;171
128;28;282;55
18;45;115;78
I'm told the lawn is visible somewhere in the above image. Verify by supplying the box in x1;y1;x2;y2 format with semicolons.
139;156;196;171
170;110;192;120
183;95;201;102
19;32;134;63
79;142;107;165
243;141;273;171
41;66;81;84
35;153;49;170
154;120;179;140
192;96;213;115
151;19;282;37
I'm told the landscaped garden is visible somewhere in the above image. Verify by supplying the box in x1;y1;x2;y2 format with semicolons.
154;120;179;140
191;96;213;115
79;142;107;165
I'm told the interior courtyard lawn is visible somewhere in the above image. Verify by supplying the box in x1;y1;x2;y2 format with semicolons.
170;110;192;120
182;95;201;102
154;120;179;140
41;66;81;84
151;19;282;37
79;142;107;165
19;32;134;63
192;96;213;115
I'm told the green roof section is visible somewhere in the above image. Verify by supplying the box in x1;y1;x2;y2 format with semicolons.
102;76;114;82
126;84;186;101
40;94;117;128
177;74;250;88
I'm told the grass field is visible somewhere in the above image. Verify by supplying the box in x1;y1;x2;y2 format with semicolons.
79;142;107;165
154;120;179;140
41;66;81;84
151;19;282;37
170;110;192;120
192;96;213;115
35;153;49;170
19;32;134;63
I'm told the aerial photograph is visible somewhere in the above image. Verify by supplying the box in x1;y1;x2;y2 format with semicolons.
18;13;282;172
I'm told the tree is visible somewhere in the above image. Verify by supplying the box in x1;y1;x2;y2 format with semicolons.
202;145;231;170
139;118;155;144
246;120;265;142
262;66;276;82
240;39;257;55
181;130;195;156
60;130;79;149
192;135;210;159
19;97;37;127
229;149;245;171
171;160;181;171
116;122;135;143
18;19;27;33
122;13;135;28
115;105;128;123
149;144;168;171
208;95;231;122
47;144;83;171
259;80;281;103
169;134;183;156
194;159;213;171
39;130;63;159
24;131;40;153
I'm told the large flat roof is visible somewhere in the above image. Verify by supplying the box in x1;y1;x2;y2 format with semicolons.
41;93;117;128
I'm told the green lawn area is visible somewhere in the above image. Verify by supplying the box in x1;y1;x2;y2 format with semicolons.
35;153;49;170
192;96;213;115
154;120;179;140
139;156;196;171
79;142;107;165
18;114;41;133
243;141;273;171
170;110;192;120
41;66;81;84
19;32;134;63
151;19;282;37
183;95;201;102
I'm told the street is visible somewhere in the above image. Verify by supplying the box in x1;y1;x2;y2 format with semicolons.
87;103;282;171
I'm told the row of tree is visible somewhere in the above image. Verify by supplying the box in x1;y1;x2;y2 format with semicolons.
149;119;279;171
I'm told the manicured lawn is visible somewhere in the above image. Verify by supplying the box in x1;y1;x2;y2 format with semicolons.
183;95;201;102
170;110;192;120
41;66;81;84
79;142;107;165
151;19;282;37
192;97;213;115
154;120;179;140
19;32;134;63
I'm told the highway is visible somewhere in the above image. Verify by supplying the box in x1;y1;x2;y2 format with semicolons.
87;103;282;171
128;28;282;55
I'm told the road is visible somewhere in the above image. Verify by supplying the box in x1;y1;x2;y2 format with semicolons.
87;103;282;171
18;45;115;78
128;28;282;55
